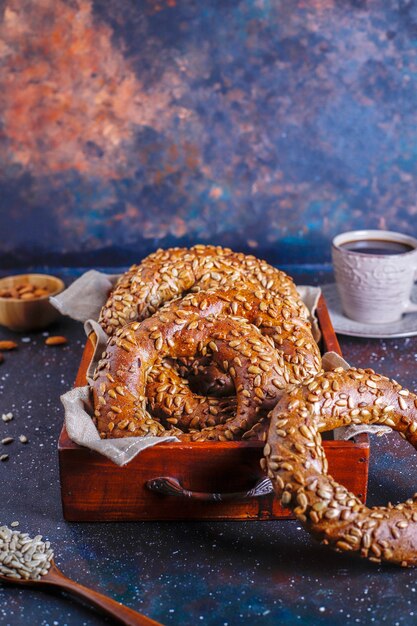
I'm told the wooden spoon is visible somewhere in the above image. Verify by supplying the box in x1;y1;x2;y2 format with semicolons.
0;560;163;626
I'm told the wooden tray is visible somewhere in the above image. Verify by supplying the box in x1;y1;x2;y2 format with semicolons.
58;295;369;521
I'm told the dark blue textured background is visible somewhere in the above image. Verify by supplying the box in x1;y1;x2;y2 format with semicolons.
1;0;417;267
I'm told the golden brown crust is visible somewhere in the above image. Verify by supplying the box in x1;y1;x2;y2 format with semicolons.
265;367;417;567
98;245;307;335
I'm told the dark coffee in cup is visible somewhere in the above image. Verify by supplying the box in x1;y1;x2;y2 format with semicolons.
340;239;415;256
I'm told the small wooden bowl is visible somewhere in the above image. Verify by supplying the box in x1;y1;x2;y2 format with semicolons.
0;274;65;332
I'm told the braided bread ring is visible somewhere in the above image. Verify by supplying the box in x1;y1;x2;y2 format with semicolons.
99;245;307;336
265;367;417;567
92;311;284;441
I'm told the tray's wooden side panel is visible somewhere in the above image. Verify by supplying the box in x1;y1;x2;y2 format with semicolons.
316;293;342;355
59;439;369;522
59;293;370;521
74;334;95;388
60;442;267;522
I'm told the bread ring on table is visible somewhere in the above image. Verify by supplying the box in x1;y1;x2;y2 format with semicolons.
98;245;308;336
265;367;417;567
92;311;285;441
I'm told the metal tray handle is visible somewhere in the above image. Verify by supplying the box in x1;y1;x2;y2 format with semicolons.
146;476;273;502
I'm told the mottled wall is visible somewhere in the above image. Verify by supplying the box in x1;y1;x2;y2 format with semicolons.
1;0;417;267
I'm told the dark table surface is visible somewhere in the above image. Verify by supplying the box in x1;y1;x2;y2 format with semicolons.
1;266;417;626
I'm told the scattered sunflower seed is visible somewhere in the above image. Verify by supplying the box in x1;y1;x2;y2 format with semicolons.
10;522;19;528
1;413;13;423
0;454;9;462
1;438;13;445
19;435;28;444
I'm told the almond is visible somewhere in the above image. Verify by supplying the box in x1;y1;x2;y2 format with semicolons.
0;341;17;351
20;292;36;300
34;288;49;297
18;285;35;294
45;336;68;346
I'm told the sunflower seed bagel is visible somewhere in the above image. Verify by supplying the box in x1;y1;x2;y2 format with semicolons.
265;366;417;567
98;245;308;336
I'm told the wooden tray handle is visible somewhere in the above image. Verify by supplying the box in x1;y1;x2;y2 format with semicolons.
146;476;273;501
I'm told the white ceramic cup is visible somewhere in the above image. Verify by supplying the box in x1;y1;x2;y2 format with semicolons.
332;230;417;324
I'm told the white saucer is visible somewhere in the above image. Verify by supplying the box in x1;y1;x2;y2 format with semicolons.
321;283;417;339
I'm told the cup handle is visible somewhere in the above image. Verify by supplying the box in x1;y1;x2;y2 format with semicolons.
403;269;417;313
403;301;417;314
